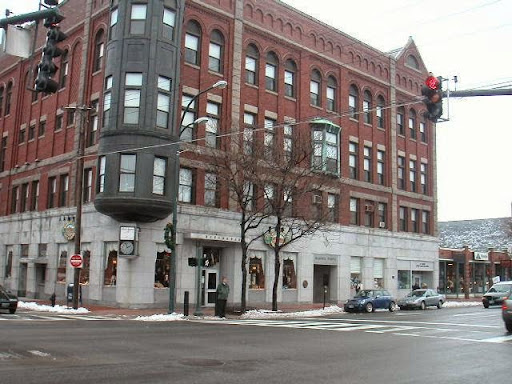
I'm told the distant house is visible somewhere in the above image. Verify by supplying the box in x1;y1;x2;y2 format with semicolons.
438;217;512;297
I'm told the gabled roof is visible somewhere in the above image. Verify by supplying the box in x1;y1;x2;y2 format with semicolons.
388;36;428;72
439;217;512;252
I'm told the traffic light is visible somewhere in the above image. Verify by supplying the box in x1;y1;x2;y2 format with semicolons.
421;74;443;123
34;12;66;93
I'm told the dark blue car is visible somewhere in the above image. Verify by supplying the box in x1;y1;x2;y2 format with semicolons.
344;289;396;313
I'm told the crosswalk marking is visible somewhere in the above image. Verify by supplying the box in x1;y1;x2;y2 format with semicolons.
0;313;122;322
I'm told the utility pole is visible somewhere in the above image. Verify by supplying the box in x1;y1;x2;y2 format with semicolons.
446;88;512;98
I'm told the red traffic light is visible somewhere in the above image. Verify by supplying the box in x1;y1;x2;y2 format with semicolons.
425;75;440;90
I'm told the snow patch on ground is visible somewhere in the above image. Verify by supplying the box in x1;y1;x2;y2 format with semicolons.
18;301;90;314
241;305;345;319
443;300;482;308
134;313;186;321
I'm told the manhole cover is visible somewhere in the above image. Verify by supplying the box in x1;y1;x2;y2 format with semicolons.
179;358;224;367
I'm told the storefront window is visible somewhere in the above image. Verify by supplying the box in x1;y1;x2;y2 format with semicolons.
282;254;297;289
80;250;91;284
350;257;361;293
154;251;170;288
470;262;486;294
373;258;384;288
104;250;118;286
249;254;265;289
57;250;67;283
398;270;410;289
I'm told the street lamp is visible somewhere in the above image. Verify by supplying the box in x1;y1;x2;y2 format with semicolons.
168;80;227;314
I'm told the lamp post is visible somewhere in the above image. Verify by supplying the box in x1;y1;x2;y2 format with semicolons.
168;80;227;314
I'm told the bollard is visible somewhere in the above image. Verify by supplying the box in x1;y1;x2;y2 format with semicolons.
184;291;189;316
50;293;56;307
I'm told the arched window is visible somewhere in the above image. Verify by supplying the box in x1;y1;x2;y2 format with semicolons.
310;69;321;107
93;30;105;72
185;21;201;65
208;30;224;73
4;81;12;116
376;95;385;129
0;86;4;116
406;55;419;70
326;76;337;111
265;51;278;92
349;85;359;120
363;90;372;125
245;44;259;85
397;106;405;135
284;59;296;97
59;50;69;88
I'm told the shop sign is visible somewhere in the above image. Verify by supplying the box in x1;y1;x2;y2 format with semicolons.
413;261;433;270
474;252;488;261
186;233;241;243
313;254;338;265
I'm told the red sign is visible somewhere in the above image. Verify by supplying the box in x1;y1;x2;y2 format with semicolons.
70;254;83;268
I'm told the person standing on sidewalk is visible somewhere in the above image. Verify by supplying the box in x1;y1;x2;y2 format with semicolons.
215;276;229;318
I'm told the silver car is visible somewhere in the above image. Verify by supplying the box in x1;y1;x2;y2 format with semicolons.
397;289;446;310
502;294;512;333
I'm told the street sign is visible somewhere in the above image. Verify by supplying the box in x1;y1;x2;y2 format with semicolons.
70;254;83;268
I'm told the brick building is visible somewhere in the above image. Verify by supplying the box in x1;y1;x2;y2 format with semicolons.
0;0;438;309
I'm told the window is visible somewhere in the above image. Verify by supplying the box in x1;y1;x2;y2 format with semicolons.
398;270;411;289
406;55;419;69
93;30;105;72
180;94;196;141
10;185;19;213
38;120;46;137
154;251;170;288
57;250;67;282
249;253;265;289
397;107;405;135
153;157;166;195
420;163;428;194
208;30;224;73
374;259;384;288
4;251;13;278
264;118;276;160
326;76;337;111
245;44;259;85
263;184;274;214
130;4;146;34
98;156;106;193
178;168;193;203
59;50;69;88
38;243;47;258
363;90;372;124
59;174;69;207
282;254;297;289
376;96;385;128
104;250;118;286
409;109;417;139
55;114;63;131
411;208;419;233
20;183;29;212
350;197;359;225
48;177;57;208
310;70;321;107
312;121;340;175
206;102;220;148
0;137;6;172
185;21;201;65
30;180;39;211
87;100;98;147
19;126;26;144
283;124;293;161
283;188;293;217
420;119;427;142
243;112;256;154
119;154;136;192
349;85;358;120
0;86;3;116
103;76;112;127
80;250;90;284
364;201;374;227
422;211;430;234
109;7;118;39
327;193;339;222
409;159;417;192
363;146;372;182
349;142;358;179
5;82;12;116
350;257;362;293
397;156;405;190
284;60;296;97
265;52;278;92
28;124;36;141
124;73;142;124
157;76;172;128
399;206;407;231
243;182;254;211
162;7;176;40
67;109;75;127
83;168;93;203
204;172;218;207
378;202;387;227
377;150;385;185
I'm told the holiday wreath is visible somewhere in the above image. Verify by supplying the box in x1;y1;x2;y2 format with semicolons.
163;222;175;249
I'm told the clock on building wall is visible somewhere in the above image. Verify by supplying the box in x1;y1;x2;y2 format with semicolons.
119;225;137;256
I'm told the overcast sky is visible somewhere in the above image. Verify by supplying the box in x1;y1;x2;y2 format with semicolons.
2;0;511;222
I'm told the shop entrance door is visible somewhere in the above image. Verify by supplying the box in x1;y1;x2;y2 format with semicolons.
202;269;218;307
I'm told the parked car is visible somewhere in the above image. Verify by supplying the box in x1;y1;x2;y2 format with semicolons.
482;281;512;308
397;289;445;310
0;285;18;314
344;289;396;313
502;294;512;333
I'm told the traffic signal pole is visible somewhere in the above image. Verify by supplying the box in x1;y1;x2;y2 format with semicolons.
0;8;60;29
446;88;512;98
